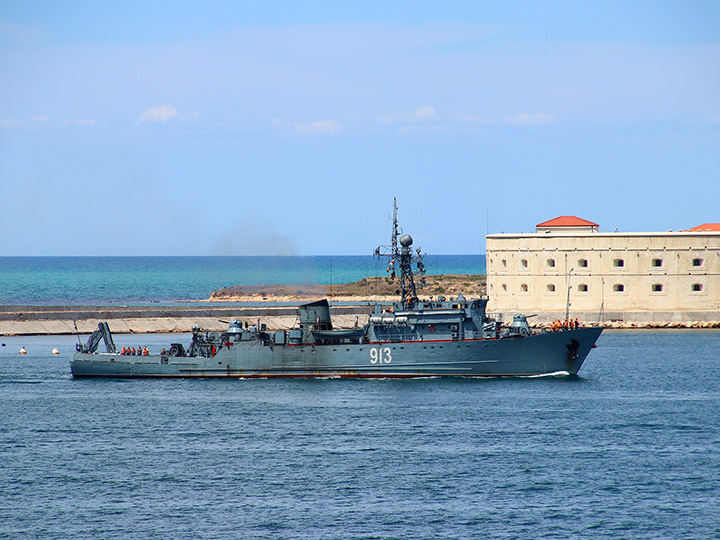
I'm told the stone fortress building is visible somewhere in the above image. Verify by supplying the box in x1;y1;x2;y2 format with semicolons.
486;217;720;324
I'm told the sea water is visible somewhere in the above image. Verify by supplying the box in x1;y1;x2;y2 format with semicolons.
0;255;485;305
1;330;718;539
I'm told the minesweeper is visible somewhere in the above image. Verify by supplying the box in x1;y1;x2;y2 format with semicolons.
71;201;602;378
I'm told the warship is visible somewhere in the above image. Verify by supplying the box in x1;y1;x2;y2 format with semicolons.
71;200;602;378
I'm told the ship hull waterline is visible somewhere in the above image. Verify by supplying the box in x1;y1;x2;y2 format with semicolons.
71;327;602;379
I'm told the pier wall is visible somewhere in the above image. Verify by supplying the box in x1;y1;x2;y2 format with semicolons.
0;305;373;336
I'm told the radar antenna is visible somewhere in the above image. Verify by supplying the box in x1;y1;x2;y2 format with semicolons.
374;198;426;305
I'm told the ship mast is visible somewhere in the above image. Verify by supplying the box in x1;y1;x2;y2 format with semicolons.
376;198;426;306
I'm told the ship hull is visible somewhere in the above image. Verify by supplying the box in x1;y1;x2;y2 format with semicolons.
71;327;602;378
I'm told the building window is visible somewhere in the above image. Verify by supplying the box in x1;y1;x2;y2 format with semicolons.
578;284;588;292
520;284;528;292
546;258;556;268
613;259;625;267
547;284;556;292
520;259;528;269
692;283;703;292
501;259;507;269
652;259;663;267
692;258;703;267
501;284;507;292
613;284;625;292
578;258;588;268
652;284;663;292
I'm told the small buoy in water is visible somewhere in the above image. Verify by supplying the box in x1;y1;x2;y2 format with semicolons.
51;348;60;355
19;347;27;354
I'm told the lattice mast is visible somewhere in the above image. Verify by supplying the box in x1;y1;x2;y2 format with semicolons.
375;198;426;305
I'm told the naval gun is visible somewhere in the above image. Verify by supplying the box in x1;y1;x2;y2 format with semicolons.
507;314;537;337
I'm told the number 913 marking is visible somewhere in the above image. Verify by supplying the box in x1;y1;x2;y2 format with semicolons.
369;347;392;364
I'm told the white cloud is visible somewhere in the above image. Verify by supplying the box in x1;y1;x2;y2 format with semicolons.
377;106;441;125
451;113;494;125
503;113;558;125
63;119;96;127
0;118;22;128
292;120;342;136
137;104;180;124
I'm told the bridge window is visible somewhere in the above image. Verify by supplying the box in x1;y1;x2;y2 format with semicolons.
613;258;624;267
652;284;663;292
652;258;663;267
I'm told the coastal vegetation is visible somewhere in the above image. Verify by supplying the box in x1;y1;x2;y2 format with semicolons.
209;274;487;301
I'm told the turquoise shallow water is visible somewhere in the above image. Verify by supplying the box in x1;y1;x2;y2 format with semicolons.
0;255;485;305
0;330;719;539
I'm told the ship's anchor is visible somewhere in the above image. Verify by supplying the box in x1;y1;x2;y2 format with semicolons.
566;338;580;361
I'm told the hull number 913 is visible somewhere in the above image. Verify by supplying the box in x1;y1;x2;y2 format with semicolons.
369;347;392;364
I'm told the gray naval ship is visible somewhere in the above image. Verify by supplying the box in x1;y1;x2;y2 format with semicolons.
71;201;602;378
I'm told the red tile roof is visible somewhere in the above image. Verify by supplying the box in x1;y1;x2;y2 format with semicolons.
687;223;720;232
536;216;599;228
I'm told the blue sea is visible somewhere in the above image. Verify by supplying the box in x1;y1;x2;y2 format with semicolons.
0;255;485;305
1;330;719;539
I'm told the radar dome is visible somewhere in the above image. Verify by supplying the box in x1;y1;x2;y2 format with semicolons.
400;234;413;247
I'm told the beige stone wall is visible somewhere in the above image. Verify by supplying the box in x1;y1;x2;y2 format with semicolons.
486;231;720;315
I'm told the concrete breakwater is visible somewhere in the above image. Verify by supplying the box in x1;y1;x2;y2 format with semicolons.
1;304;718;336
0;305;373;336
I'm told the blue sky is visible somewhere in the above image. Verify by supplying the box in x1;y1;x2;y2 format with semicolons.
1;1;718;255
